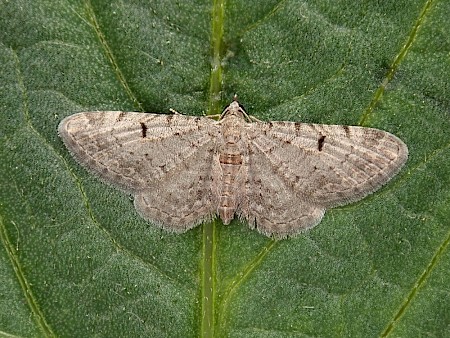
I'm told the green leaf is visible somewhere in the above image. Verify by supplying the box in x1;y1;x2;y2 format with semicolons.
1;0;449;337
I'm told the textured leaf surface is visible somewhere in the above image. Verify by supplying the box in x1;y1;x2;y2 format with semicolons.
0;0;449;337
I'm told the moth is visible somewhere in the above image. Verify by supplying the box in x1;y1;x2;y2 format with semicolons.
59;99;408;238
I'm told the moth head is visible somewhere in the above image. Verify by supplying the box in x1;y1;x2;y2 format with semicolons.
220;99;250;121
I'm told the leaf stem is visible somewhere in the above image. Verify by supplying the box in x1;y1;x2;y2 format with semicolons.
0;216;56;337
358;0;434;126
208;0;225;116
84;0;143;112
202;0;225;336
201;219;217;338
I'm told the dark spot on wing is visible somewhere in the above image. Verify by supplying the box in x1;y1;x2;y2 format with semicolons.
342;125;350;137
194;117;201;129
318;135;326;151
140;122;148;138
117;112;126;122
167;114;174;125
